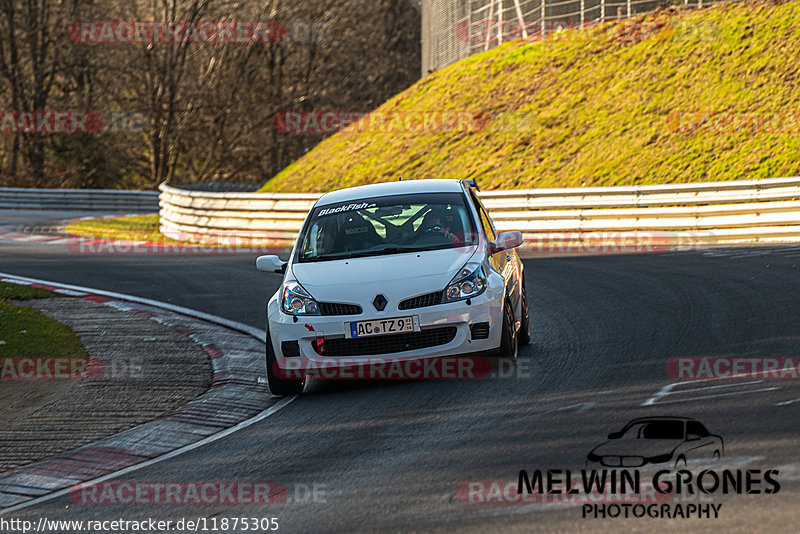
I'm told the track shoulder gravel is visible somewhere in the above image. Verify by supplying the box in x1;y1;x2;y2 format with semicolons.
0;278;275;510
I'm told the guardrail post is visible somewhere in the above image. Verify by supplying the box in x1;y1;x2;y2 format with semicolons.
485;0;495;51
497;0;503;46
513;0;528;38
580;0;585;29
541;0;546;39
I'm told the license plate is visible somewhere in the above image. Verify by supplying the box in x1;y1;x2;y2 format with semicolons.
346;316;418;338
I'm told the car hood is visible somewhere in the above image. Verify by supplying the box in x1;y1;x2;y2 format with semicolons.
590;438;683;458
291;246;478;305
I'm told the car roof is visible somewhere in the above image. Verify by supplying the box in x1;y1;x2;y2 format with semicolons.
315;179;467;207
624;416;698;425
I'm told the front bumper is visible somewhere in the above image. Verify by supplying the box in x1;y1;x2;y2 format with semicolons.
267;287;503;371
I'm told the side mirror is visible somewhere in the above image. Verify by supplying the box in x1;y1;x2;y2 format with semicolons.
607;432;622;440
256;255;287;274
490;231;523;254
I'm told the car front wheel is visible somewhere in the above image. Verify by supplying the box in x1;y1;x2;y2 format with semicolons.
495;297;518;363
519;275;530;346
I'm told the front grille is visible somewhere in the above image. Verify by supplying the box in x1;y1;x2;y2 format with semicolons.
602;456;644;468
312;327;457;356
621;456;645;467
399;291;443;310
470;322;490;340
319;302;362;316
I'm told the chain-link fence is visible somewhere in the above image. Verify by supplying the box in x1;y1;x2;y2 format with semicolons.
421;0;713;74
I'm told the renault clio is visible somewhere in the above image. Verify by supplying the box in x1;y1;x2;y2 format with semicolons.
256;179;529;395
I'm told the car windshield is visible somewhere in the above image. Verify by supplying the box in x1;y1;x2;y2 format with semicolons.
623;420;685;440
297;192;478;262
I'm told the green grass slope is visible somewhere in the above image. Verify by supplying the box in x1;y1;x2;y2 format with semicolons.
261;0;800;192
0;282;88;359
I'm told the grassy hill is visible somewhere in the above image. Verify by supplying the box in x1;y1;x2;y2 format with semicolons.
261;0;800;192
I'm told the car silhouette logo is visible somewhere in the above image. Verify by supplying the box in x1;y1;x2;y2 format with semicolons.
586;416;724;470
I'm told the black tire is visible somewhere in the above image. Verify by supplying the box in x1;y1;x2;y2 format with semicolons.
519;275;531;346
675;456;687;469
266;331;305;396
495;297;518;363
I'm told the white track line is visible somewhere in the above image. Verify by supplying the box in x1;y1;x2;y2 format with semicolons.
645;386;779;405
0;271;266;342
642;376;780;406
0;271;296;514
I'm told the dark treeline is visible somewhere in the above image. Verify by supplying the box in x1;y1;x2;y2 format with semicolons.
0;0;420;189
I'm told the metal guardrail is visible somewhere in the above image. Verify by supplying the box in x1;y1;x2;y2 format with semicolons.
0;188;159;212
159;178;800;250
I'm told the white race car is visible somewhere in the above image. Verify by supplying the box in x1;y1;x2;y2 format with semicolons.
256;179;529;395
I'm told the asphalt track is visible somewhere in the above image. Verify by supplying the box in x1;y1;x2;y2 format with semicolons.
1;211;800;533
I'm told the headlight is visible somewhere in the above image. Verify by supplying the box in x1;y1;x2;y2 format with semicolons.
281;281;320;315
443;263;487;303
587;452;600;462
646;453;673;464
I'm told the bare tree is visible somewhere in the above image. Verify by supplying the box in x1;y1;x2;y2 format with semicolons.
0;0;90;185
0;0;421;188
